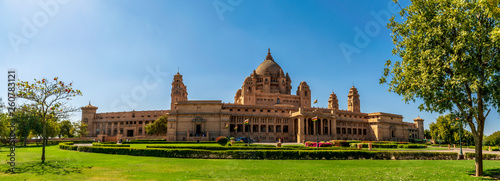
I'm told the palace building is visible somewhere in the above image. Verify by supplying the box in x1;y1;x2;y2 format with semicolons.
81;49;424;143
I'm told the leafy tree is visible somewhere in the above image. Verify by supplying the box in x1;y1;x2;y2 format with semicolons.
16;77;82;163
0;113;9;138
429;114;460;144
13;106;41;146
485;131;500;146
423;129;431;140
59;120;74;138
381;0;500;176
145;115;168;136
72;121;88;138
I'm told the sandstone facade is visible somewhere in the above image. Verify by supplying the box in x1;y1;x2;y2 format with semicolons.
82;49;424;142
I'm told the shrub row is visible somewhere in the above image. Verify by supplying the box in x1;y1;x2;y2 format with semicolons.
59;142;78;150
349;143;398;148
69;146;458;160
123;141;217;144
305;142;333;147
329;140;361;147
98;141;117;144
146;145;358;151
130;139;166;142
397;144;427;149
465;153;500;160
92;143;130;147
48;140;94;145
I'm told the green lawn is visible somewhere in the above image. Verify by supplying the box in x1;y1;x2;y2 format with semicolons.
1;145;500;180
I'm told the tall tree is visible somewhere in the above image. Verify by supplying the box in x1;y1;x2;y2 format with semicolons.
16;77;82;163
0;113;9;139
72;121;88;138
59;120;74;138
381;0;500;176
13;105;41;146
145;115;168;136
485;131;500;146
429;114;460;144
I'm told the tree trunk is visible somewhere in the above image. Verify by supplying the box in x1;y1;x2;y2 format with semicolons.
41;121;46;164
24;137;27;147
475;134;483;176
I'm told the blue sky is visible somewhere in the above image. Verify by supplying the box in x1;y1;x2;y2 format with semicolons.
1;0;499;135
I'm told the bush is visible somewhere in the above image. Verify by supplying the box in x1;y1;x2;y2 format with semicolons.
72;146;458;160
329;140;361;147
397;144;427;149
92;143;130;147
131;139;166;142
98;141;116;144
466;153;500;160
59;142;78;150
123;141;216;144
215;136;229;146
305;142;333;147
349;143;399;148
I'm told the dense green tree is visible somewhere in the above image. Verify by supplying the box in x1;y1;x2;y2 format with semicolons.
72;121;88;138
429;114;461;144
485;131;500;146
59;120;74;138
145;115;168;136
0;113;9;138
13;106;41;146
381;0;500;176
16;77;82;163
423;129;431;140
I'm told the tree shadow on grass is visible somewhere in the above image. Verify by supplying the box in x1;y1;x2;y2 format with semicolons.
467;168;500;180
3;160;92;175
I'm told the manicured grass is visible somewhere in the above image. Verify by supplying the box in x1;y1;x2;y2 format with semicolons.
1;146;500;180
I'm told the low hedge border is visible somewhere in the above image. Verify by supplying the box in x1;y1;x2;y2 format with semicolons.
122;141;217;144
92;143;130;147
146;145;359;151
465;153;500;160
59;142;78;150
62;146;457;160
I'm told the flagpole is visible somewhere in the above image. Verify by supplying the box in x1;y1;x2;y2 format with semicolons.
248;122;250;147
313;99;319;148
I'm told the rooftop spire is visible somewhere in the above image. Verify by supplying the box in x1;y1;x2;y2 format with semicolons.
266;48;274;61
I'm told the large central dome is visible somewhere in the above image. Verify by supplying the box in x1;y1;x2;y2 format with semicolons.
255;49;283;75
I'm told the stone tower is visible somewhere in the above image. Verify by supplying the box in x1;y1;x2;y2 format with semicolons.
297;81;311;108
171;72;188;110
81;102;98;137
413;117;425;139
347;86;360;112
328;91;339;110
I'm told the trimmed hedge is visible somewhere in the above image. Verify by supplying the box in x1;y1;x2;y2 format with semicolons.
68;146;458;160
146;145;359;151
131;139;166;142
349;143;398;148
98;141;117;144
49;140;94;145
397;144;427;149
59;142;78;150
465;153;500;160
123;141;217;144
92;143;130;147
330;140;361;147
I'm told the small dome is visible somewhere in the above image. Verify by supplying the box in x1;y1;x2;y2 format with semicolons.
255;49;283;76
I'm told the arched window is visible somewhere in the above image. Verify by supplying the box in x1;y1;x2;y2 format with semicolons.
277;98;280;104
